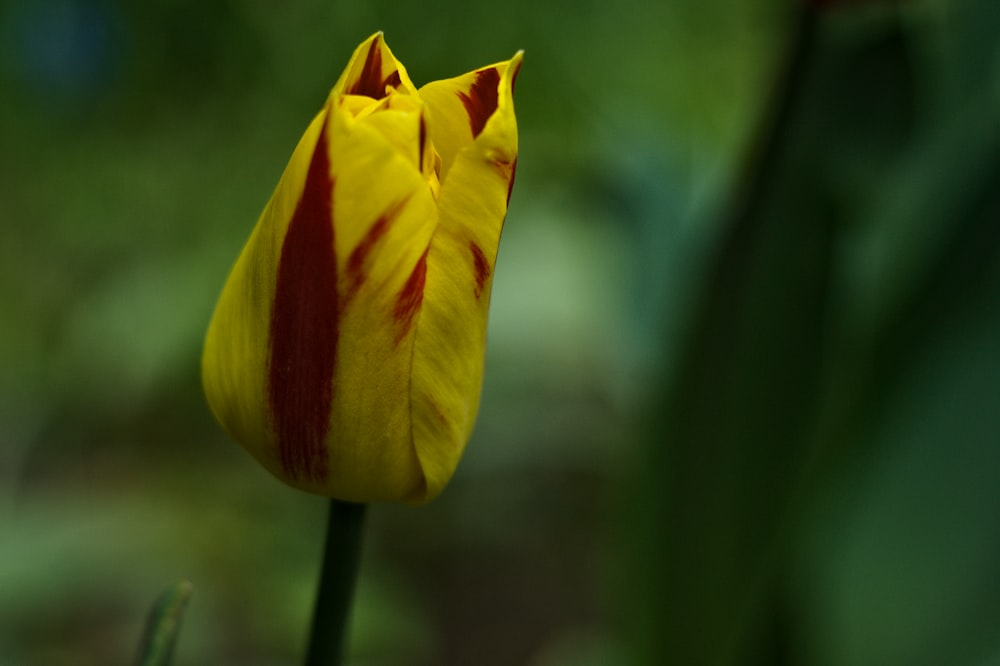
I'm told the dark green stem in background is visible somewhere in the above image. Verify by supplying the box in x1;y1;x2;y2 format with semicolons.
304;499;368;666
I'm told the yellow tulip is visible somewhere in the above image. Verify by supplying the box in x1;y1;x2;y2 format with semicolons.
202;33;521;503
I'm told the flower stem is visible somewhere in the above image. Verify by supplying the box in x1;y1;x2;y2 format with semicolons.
304;499;368;666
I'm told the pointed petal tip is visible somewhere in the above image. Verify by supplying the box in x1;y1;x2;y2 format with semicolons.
507;51;523;91
352;31;383;54
339;31;413;99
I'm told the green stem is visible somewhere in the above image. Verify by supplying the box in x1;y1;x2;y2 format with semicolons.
304;499;368;666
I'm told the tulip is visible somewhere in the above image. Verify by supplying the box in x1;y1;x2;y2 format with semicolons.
202;33;521;503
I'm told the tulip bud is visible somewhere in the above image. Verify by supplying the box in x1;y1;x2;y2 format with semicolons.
202;33;521;503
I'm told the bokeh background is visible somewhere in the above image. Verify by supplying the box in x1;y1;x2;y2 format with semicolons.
2;0;999;664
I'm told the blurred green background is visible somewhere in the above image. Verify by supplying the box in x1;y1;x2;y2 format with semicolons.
2;0;999;664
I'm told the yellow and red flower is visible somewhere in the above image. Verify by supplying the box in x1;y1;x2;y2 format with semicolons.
202;33;521;503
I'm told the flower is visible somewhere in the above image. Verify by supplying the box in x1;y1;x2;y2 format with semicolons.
202;33;521;503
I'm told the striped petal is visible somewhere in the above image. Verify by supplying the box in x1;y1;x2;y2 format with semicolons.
321;94;438;502
202;34;520;504
329;32;420;101
408;53;522;501
418;54;521;179
202;107;330;481
203;81;439;502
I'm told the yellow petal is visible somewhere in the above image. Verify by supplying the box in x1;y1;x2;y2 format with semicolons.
203;34;521;504
204;94;439;502
418;52;522;180
408;52;522;502
202;107;330;479
321;94;439;502
329;32;419;101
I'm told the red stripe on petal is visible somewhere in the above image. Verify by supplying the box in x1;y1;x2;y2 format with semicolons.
506;157;517;206
268;123;337;484
426;397;449;427
346;218;390;299
458;68;500;139
393;249;428;343
470;241;491;298
345;198;409;300
419;114;427;166
348;38;383;98
348;36;401;100
493;157;517;206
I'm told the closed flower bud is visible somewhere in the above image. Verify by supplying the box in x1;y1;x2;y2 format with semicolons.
202;33;521;503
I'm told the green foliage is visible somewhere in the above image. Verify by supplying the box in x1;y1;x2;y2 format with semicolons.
135;581;193;666
630;2;1000;665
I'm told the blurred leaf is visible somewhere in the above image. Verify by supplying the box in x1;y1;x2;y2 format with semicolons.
629;5;929;665
796;260;1000;666
135;581;193;666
